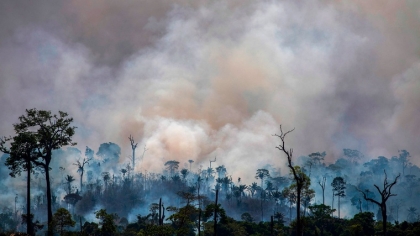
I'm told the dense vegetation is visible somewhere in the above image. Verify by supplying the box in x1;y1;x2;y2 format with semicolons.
1;109;420;236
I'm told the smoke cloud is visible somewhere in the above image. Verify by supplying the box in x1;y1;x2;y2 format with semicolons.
0;0;419;186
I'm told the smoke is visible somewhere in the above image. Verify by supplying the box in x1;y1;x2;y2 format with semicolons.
0;0;420;186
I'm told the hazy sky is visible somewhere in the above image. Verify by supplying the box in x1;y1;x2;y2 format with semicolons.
1;0;419;181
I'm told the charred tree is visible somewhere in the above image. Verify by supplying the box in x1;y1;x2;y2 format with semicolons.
357;170;400;236
73;147;92;192
274;125;305;236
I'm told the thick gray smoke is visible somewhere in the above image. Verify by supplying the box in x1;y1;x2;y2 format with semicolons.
0;0;419;204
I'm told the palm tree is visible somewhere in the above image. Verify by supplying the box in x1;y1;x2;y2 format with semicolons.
215;165;226;179
206;167;215;179
238;185;248;198
120;168;127;179
272;190;282;213
180;168;189;182
255;169;270;190
248;182;259;198
64;175;75;194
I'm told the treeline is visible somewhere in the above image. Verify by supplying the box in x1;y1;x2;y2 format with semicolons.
1;109;420;236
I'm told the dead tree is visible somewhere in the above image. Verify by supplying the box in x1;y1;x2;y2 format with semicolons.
274;125;304;236
128;135;138;169
357;170;400;236
210;156;216;168
318;176;326;205
73;147;92;192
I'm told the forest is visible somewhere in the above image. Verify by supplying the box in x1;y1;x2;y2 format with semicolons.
1;109;420;236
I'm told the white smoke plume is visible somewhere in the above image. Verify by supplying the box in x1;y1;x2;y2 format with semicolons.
0;0;419;187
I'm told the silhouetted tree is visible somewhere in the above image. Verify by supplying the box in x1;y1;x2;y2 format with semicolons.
95;209;117;235
165;160;180;177
275;125;305;236
73;147;92;192
398;150;410;177
10;109;76;235
65;175;75;194
51;208;75;236
180;168;189;182
1;131;40;236
331;176;346;218
128;135;138;169
318;176;326;205
357;170;400;235
256;169;270;221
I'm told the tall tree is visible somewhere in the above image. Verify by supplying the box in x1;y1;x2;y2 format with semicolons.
128;135;138;169
256;169;270;221
1;132;40;236
357;170;400;236
318;176;326;205
331;177;346;218
255;169;270;190
12;109;76;235
65;175;75;194
398;150;410;177
275;125;305;236
188;160;194;172
73;146;92;192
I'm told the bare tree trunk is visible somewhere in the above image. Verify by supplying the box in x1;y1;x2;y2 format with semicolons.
27;161;33;236
270;216;274;236
214;189;219;236
382;204;387;236
80;171;83;192
46;165;53;236
296;187;302;236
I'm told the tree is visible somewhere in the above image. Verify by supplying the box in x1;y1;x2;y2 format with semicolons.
165;160;180;177
248;182;259;198
128;135;138;169
180;168;189;182
318;176;326;205
51;208;75;236
308;204;335;236
188;160;194;172
343;149;364;164
102;172;111;189
357;170;400;236
255;169;270;190
349;212;375;236
95;209;117;235
331;177;346;218
1;131;40;236
398;150;410;177
11;109;76;235
215;165;226;179
73;147;93;192
275;125;305;236
256;169;270;221
65;175;75;194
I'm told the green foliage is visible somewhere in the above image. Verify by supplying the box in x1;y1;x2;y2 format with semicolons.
95;209;117;235
349;212;375;236
167;204;198;236
51;208;75;236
